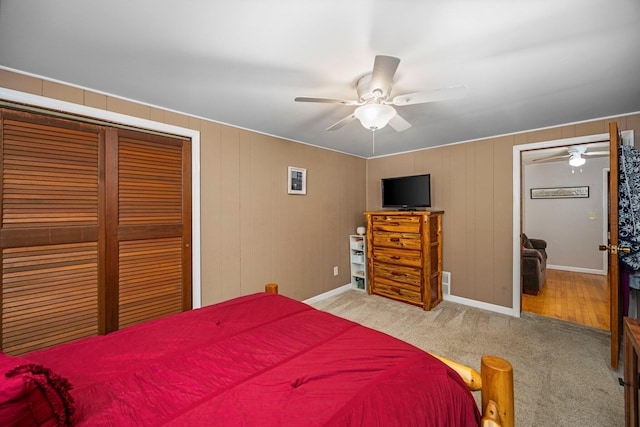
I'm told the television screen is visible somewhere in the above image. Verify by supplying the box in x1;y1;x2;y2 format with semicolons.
381;174;431;209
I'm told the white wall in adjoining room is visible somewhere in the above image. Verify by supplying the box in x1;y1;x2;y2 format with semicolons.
523;156;609;274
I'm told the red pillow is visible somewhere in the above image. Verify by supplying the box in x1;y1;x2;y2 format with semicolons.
0;356;75;427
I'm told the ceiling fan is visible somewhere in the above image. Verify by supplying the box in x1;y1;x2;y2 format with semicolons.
532;144;609;166
295;55;467;132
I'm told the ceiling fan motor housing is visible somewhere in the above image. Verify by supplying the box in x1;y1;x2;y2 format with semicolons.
357;74;391;103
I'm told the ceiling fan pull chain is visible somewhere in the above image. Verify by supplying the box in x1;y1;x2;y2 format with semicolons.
372;130;376;154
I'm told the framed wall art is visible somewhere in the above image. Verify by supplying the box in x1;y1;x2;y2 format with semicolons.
287;166;307;195
530;186;589;199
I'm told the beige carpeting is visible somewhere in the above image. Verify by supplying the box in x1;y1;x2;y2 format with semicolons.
309;290;624;427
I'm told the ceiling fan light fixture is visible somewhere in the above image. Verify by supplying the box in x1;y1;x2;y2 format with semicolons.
569;154;585;167
354;104;396;131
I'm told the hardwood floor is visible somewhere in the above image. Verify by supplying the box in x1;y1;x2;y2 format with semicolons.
522;269;609;330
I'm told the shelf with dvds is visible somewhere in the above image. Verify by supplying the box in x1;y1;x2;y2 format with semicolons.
349;234;367;291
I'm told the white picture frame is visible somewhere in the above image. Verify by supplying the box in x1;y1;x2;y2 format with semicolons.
287;166;307;195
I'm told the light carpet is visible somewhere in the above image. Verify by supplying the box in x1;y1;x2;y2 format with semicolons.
309;290;623;426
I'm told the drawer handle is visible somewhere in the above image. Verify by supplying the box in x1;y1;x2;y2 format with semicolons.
391;256;401;260
390;287;401;294
391;271;406;277
390;238;400;242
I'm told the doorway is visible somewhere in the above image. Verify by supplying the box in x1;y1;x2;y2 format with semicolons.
513;132;632;321
520;141;609;329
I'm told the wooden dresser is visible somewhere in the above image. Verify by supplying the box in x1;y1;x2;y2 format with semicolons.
364;211;443;310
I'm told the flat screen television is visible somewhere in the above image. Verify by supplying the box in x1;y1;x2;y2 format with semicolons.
381;173;431;209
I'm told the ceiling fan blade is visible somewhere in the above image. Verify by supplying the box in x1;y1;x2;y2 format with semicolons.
326;113;357;131
391;85;467;106
584;151;610;156
295;97;361;106
531;154;570;163
388;112;411;132
369;55;400;95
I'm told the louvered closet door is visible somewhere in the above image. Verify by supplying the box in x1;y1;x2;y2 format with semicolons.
106;129;191;331
0;111;103;355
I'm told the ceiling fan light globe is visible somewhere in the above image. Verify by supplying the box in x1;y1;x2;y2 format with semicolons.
354;104;396;131
569;156;585;167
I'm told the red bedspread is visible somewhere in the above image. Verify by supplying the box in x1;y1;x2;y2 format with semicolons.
21;292;480;426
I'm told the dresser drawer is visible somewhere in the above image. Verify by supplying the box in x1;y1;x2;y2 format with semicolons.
372;232;421;250
373;262;422;287
371;215;421;233
371;276;422;305
372;247;422;268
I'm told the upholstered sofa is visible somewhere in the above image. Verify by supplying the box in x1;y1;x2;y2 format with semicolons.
521;233;547;295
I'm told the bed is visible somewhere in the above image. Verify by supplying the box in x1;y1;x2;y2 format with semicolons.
0;285;514;426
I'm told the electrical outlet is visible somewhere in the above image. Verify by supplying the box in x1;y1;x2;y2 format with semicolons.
333;266;339;276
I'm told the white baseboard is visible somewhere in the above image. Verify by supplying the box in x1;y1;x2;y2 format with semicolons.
444;294;518;317
304;284;519;317
547;265;606;276
303;284;352;305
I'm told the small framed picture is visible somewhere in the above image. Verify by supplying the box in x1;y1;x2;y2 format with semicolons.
287;166;307;195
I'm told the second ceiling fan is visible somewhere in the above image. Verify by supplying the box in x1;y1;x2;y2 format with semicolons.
295;55;467;132
532;144;609;166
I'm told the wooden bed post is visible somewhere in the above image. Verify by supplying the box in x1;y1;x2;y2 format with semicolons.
265;283;279;294
481;356;514;427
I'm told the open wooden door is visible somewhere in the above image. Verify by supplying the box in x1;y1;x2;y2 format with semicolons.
601;121;621;369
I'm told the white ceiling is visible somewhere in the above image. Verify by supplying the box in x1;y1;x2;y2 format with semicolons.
1;0;639;158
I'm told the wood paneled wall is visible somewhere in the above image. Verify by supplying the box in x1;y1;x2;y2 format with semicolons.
367;115;640;308
2;68;638;309
0;69;367;306
199;121;366;303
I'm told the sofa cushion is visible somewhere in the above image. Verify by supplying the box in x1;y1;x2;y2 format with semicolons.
529;238;547;251
523;248;543;264
521;233;534;249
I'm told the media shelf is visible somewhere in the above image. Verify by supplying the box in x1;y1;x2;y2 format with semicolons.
349;235;367;291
